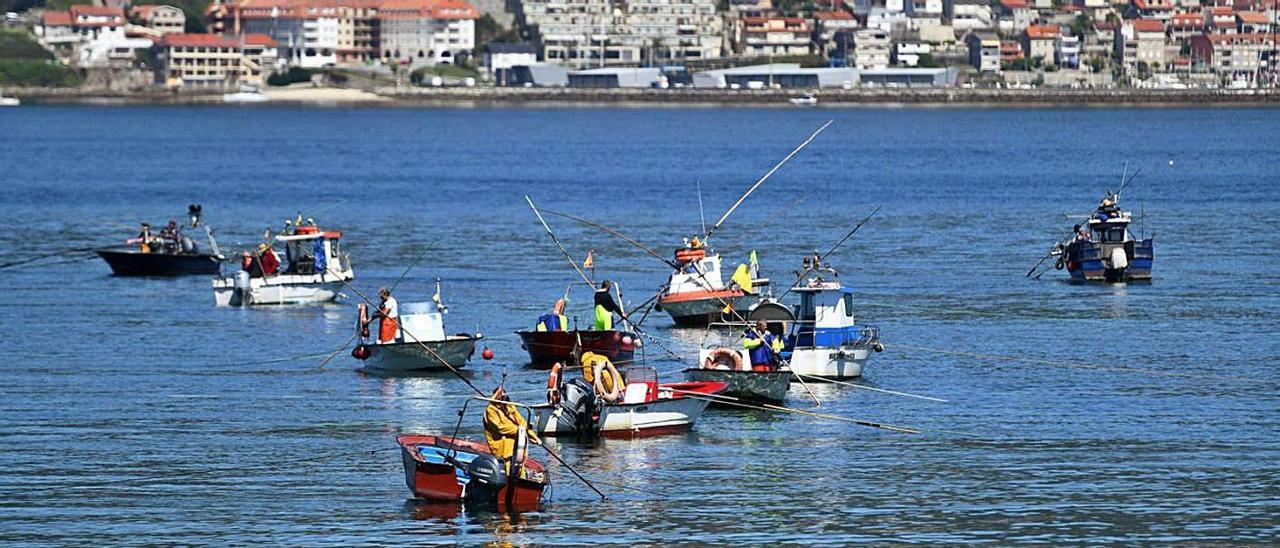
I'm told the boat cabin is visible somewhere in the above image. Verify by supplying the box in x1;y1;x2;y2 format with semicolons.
1086;211;1133;244
395;301;447;343
667;248;726;294
275;228;345;275
790;280;864;349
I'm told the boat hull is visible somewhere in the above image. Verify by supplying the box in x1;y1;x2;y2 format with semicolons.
683;368;791;404
361;336;479;374
533;381;722;438
658;289;764;327
212;269;354;306
96;249;221;276
516;329;636;368
1065;239;1154;282
396;434;546;511
785;346;871;380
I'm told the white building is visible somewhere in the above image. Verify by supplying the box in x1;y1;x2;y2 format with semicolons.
739;16;812;57
233;0;341;68
38;6;127;49
853;28;891;69
380;0;477;67
893;41;931;66
484;42;538;75
130;5;185;35
519;0;722;68
947;0;993;32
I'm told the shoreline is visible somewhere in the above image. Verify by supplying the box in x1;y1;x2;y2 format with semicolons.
9;85;1280;108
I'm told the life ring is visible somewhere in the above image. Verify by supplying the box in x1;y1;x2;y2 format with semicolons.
594;360;624;403
675;248;707;263
703;347;743;371
547;362;563;405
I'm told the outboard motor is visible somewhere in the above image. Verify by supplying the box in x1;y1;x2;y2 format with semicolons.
180;236;196;253
233;270;251;305
558;377;599;436
466;454;508;489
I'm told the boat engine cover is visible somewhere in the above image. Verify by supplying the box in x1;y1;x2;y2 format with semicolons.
467;454;508;488
1109;247;1129;270
560;378;598;434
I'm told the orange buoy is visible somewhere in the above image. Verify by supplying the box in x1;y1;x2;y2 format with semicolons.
481;348;494;360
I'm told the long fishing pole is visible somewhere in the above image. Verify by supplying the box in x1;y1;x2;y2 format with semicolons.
0;245;102;270
790;372;948;403
525;196;593;287
541;208;678;269
777;204;882;301
668;388;918;434
319;251;426;370
705;119;834;240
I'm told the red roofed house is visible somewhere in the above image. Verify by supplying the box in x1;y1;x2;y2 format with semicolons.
1190;32;1276;82
1128;0;1175;21
155;33;279;88
996;0;1032;36
1209;7;1239;34
1022;24;1060;64
1169;12;1205;40
1117;18;1168;74
814;11;858;58
739;17;813;57
37;5;126;49
379;0;478;67
1235;11;1272;33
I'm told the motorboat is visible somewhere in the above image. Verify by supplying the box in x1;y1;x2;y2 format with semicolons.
212;221;354;306
656;244;769;327
684;330;792;404
772;257;883;380
352;281;482;375
96;205;224;276
1049;191;1154;282
533;366;725;438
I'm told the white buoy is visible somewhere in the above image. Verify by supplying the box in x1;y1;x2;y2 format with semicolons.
1168;160;1175;166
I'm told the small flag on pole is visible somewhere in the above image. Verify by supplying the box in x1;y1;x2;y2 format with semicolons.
583;250;594;270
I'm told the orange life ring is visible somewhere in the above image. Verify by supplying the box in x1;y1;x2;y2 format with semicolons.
547;362;563;404
675;248;707;263
703;347;743;371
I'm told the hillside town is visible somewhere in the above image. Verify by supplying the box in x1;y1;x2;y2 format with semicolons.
1;0;1277;94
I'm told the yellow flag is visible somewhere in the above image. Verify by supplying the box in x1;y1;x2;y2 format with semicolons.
583;250;594;270
731;263;754;294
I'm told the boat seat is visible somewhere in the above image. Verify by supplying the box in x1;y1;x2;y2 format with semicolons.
623;381;658;404
423;448;479;480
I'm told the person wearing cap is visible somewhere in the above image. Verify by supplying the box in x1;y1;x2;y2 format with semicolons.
742;320;784;371
593;280;626;331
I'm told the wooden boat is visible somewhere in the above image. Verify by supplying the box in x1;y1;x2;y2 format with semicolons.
1051;192;1154;282
212;224;354;306
684;346;791;404
353;291;482;375
533;367;726;438
96;247;222;276
657;246;768;327
516;329;636;368
396;434;547;511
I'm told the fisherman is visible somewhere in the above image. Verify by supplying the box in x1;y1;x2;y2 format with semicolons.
1074;224;1091;242
256;243;280;276
742;320;784;372
483;387;541;470
376;287;399;344
130;223;154;253
593;280;626;331
159;220;179;253
580;351;623;403
188;204;203;228
536;298;568;332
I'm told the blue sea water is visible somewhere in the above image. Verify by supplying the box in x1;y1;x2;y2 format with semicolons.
0;106;1278;544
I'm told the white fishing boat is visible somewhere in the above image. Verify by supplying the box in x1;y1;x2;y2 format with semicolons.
788;93;817;106
657;243;769;326
0;91;18;107
532;367;725;438
212;224;354;306
351;282;483;375
770;257;882;380
223;85;270;103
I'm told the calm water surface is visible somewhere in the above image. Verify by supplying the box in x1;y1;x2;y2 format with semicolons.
0;106;1278;544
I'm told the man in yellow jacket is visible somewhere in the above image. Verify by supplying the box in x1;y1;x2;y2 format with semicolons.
484;387;541;464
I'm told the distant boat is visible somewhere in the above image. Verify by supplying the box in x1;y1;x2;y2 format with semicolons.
788;94;817;106
212;222;355;306
1050;192;1154;282
351;284;482;375
97;207;224;276
0;91;19;107
223;85;269;104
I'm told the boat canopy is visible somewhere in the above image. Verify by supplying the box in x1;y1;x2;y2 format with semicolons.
276;230;343;242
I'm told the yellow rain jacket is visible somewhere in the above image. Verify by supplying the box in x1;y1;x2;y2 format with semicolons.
484;398;539;460
581;351;623;395
731;263;754;294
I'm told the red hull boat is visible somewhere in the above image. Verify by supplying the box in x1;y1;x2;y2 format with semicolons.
396;434;547;511
516;329;637;368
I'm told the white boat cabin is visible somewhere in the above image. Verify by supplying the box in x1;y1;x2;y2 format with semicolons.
275;228;348;275
395;302;448;343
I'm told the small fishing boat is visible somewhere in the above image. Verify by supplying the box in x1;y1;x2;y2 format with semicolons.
1049;191;1154;282
396;434;547;510
211;222;354;306
775;257;882;380
788;93;817;106
0;91;19;107
684;340;792;404
533;366;725;438
516;328;637;368
351;283;482;375
96;205;225;276
223;85;270;104
656;244;769;327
